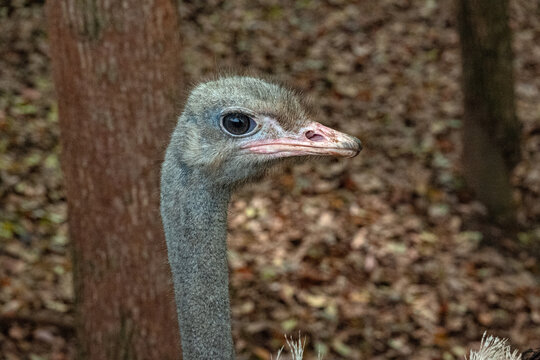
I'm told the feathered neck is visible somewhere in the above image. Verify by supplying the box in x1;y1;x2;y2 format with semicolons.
161;154;235;359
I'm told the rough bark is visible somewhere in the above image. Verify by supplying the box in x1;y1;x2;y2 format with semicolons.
46;1;182;359
457;0;521;226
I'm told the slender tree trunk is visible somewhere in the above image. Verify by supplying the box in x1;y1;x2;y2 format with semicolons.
46;1;182;359
457;0;521;226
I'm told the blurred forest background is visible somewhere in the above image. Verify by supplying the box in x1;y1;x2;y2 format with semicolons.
1;0;540;359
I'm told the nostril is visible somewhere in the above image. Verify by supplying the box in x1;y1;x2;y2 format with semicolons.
305;130;326;142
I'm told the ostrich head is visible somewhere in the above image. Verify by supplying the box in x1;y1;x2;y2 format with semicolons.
167;76;362;187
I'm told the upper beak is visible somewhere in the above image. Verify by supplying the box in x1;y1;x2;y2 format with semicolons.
241;121;362;158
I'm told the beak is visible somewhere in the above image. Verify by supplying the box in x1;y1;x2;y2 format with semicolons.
241;121;362;158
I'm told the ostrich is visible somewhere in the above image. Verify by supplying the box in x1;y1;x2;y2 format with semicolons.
160;76;362;359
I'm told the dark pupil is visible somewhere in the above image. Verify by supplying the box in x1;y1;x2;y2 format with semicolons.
223;113;251;135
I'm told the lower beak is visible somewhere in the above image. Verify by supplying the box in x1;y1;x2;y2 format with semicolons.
241;122;362;158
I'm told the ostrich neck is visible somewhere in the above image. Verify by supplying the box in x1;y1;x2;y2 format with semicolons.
161;158;234;359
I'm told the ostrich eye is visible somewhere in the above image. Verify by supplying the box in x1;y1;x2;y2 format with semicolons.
221;113;257;136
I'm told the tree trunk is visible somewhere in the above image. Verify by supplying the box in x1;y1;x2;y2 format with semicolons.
457;0;521;226
46;1;182;359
